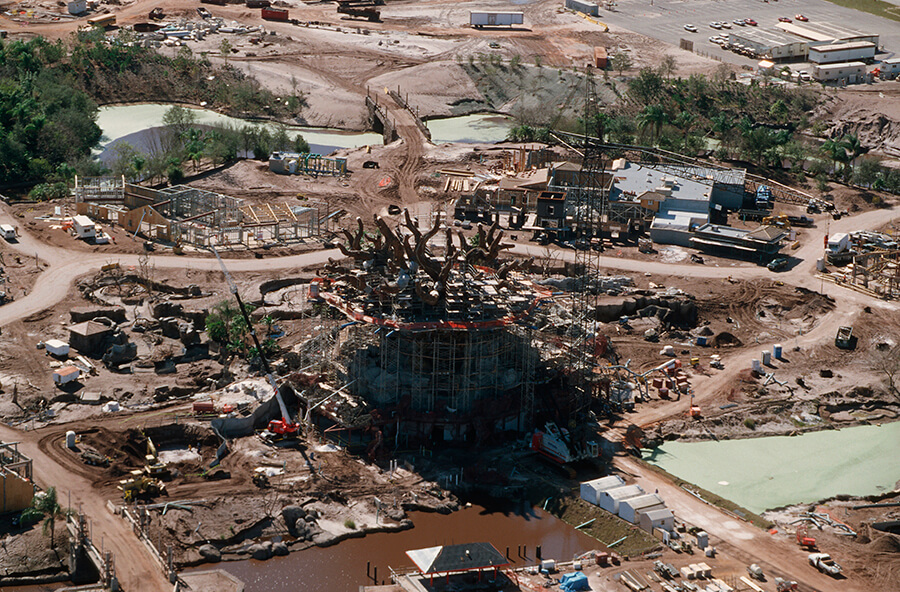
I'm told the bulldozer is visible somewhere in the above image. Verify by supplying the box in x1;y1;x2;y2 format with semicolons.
118;470;165;502
761;214;792;229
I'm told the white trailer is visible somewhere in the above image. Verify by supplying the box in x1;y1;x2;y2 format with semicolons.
809;41;876;65
827;232;850;254
469;11;524;28
72;215;96;239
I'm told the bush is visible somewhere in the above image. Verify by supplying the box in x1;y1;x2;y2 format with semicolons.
743;418;757;430
29;182;69;201
343;519;356;529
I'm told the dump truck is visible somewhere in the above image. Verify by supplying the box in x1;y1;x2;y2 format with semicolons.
469;11;524;28
81;449;110;467
809;553;842;576
835;326;853;350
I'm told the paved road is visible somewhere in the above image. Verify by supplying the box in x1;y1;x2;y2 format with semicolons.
600;0;899;68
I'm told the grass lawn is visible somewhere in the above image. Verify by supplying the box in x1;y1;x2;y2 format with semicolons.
822;0;900;22
546;496;660;558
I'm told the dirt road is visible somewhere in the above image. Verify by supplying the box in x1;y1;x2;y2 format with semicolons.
0;422;172;592
615;456;862;592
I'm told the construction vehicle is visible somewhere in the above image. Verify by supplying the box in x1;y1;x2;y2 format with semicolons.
747;564;764;581
212;248;303;444
530;422;598;464
809;553;842;576
796;524;817;550
835;326;854;350
252;472;270;488
774;577;798;591
118;470;165;502
762;214;791;228
336;0;381;21
143;436;169;478
80;449;110;467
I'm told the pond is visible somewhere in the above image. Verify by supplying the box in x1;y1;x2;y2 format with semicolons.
191;502;599;592
95;105;514;161
644;421;900;514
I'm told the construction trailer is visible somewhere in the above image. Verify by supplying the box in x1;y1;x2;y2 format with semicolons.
812;61;867;84
566;0;599;17
53;365;81;385
72;215;96;239
269;152;347;176
469;11;524;28
809;41;876;65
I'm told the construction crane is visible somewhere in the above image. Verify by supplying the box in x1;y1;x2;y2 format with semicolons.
210;247;301;441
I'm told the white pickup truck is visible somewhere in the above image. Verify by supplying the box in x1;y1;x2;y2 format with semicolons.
809;553;842;576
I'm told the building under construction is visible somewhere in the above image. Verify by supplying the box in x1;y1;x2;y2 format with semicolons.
74;176;332;248
317;212;555;444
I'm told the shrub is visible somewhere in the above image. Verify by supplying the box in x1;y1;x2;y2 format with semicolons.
343;519;356;529
743;418;757;430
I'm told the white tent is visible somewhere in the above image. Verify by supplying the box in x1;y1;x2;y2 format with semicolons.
579;475;625;505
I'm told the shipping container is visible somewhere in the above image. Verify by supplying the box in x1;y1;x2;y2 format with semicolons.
565;0;599;17
246;0;271;7
262;7;289;21
193;401;217;415
469;11;524;28
594;46;608;68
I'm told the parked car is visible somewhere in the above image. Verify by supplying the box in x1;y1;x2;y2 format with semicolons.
709;21;722;29
733;19;745;26
721;21;731;29
767;257;789;272
684;24;697;32
795;14;808;21
745;18;757;26
778;16;792;22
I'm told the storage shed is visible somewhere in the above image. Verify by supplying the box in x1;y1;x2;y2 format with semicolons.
618;493;665;523
639;507;674;533
597;484;644;514
580;475;625;505
53;365;80;385
68;320;113;356
44;339;70;357
72;215;96;239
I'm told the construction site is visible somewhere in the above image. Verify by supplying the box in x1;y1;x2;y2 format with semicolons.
1;0;900;591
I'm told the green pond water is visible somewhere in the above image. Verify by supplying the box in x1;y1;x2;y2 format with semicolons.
644;422;900;513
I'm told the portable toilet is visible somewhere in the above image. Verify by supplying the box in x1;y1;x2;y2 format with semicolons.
695;530;709;549
66;431;77;448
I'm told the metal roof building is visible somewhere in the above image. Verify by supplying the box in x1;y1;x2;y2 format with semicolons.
729;28;809;60
775;21;879;46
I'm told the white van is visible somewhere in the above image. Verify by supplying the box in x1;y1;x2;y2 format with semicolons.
0;224;16;240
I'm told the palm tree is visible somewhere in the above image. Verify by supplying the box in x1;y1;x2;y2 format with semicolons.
638;104;668;144
19;487;67;548
820;138;849;177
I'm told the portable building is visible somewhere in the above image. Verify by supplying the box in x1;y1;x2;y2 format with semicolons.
469;11;524;28
881;58;900;77
53;365;80;385
580;475;625;505
0;224;15;240
638;507;674;533
44;339;70;357
809;41;876;65
812;61;866;83
597;484;644;514
565;0;599;17
72;215;96;239
594;46;608;69
618;493;665;523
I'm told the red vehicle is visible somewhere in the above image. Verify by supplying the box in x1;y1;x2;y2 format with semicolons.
778;16;792;22
795;14;808;21
745;18;757;26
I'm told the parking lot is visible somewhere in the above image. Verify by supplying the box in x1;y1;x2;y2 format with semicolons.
600;0;899;70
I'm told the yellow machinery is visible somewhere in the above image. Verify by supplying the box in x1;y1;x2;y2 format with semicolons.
762;214;791;229
118;470;165;502
143;437;169;478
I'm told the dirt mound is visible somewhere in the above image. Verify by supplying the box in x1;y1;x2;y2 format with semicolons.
869;533;900;554
713;331;742;347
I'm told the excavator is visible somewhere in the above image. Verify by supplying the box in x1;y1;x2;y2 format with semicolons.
212;248;302;445
796;524;817;550
119;470;166;502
